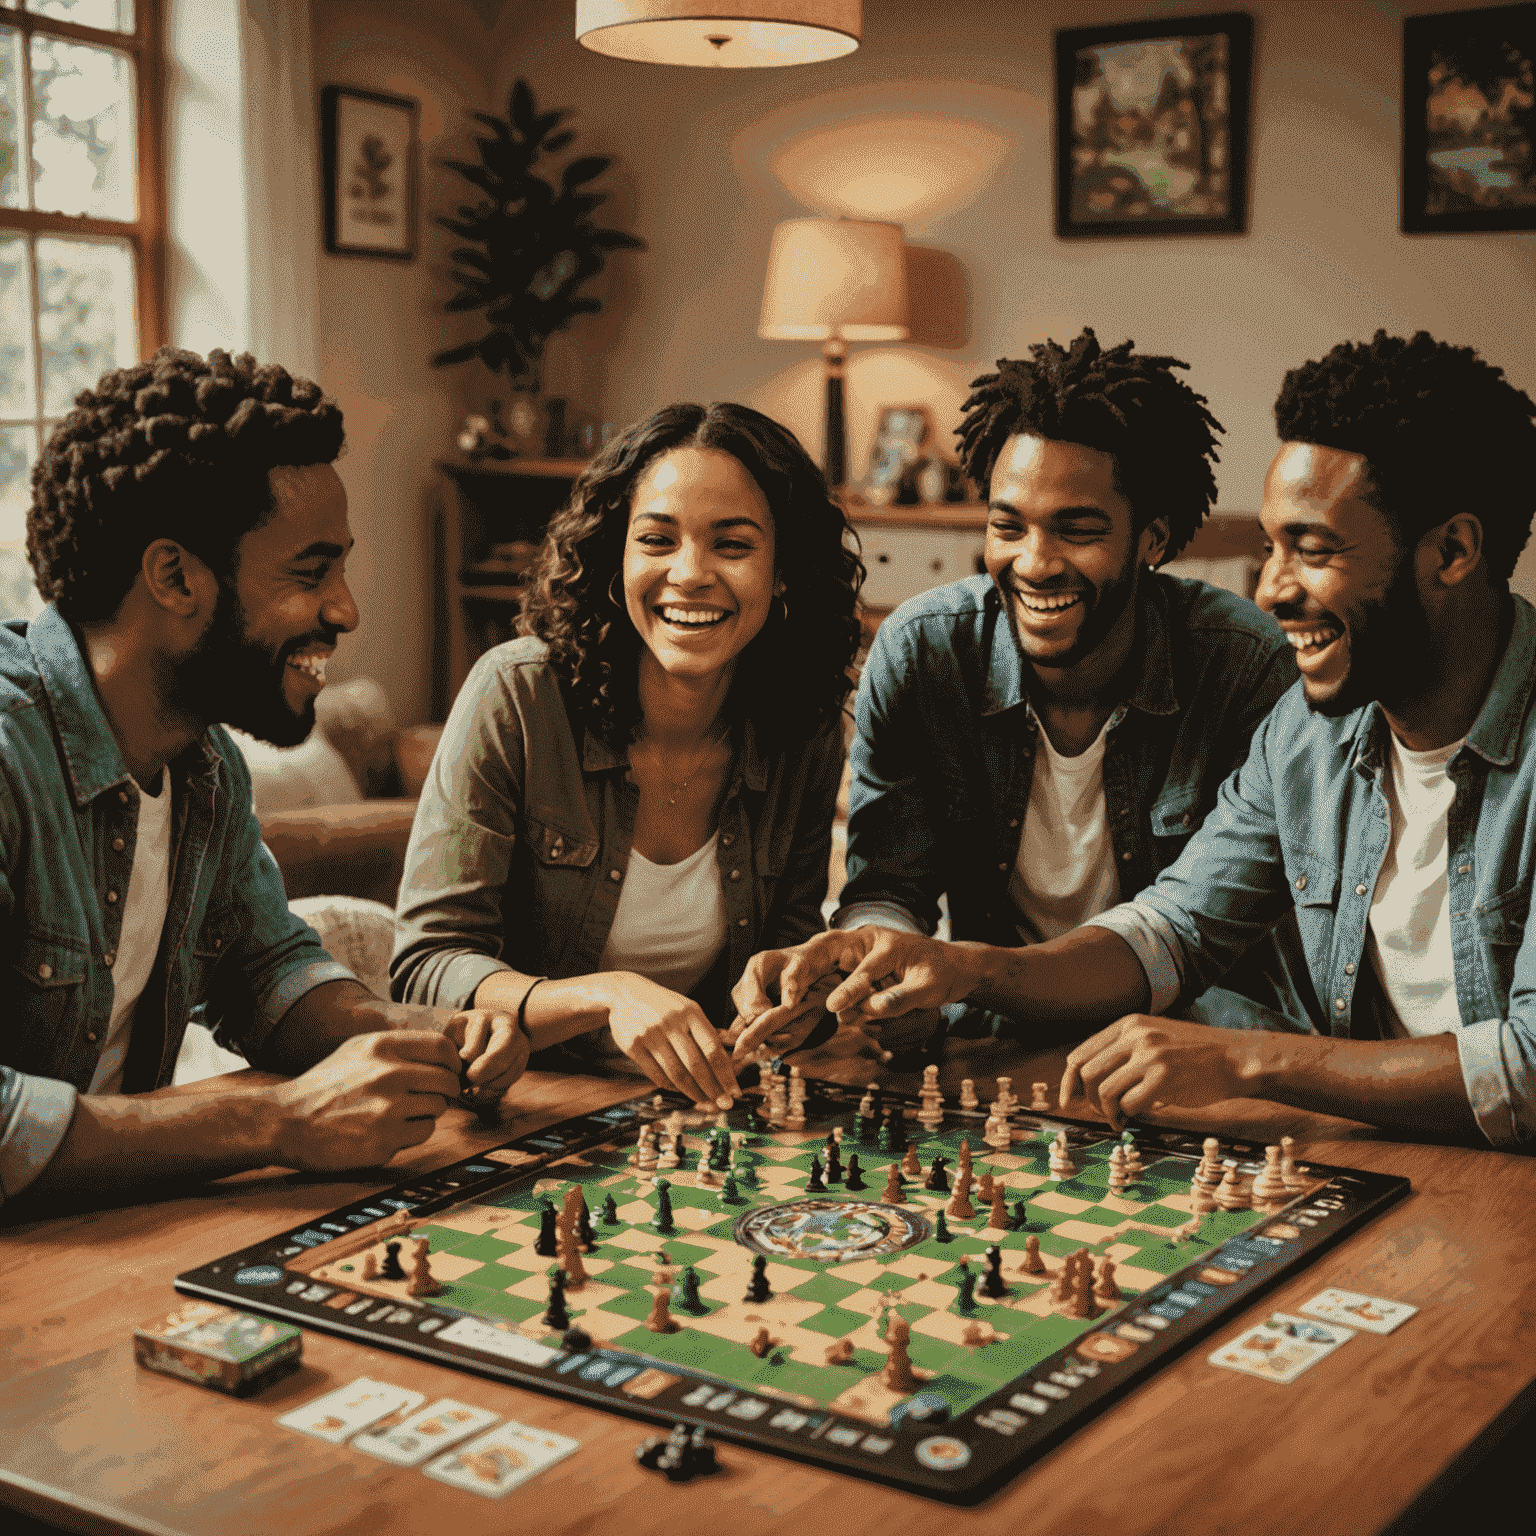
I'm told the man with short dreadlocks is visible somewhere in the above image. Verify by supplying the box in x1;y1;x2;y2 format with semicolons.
739;330;1536;1147
733;327;1304;1061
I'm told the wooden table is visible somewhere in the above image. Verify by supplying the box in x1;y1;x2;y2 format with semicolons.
3;1044;1532;1536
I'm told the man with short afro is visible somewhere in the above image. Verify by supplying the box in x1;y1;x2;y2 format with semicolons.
0;346;529;1211
733;326;1304;1061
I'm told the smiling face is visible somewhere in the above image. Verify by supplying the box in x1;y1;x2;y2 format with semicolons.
1256;442;1432;718
171;463;359;745
984;433;1165;672
622;446;778;688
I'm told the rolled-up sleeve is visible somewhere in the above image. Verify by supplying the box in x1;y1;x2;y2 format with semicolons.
0;1066;78;1205
1079;901;1186;1014
1456;896;1536;1144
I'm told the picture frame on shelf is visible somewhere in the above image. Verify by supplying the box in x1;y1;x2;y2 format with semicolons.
1402;4;1536;234
322;85;419;259
861;405;934;506
1054;11;1253;239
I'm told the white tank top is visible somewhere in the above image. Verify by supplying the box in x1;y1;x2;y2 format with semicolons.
597;834;727;997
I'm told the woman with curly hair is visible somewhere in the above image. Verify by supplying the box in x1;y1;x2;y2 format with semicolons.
391;402;862;1104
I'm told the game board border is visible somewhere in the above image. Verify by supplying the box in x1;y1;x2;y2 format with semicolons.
175;1083;1411;1504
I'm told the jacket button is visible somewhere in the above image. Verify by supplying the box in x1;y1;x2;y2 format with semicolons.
729;869;741;882
609;869;622;882
1008;819;1019;829
106;890;119;904
104;952;116;967
550;840;563;858
112;837;125;852
1295;875;1307;891
37;962;52;980
87;1032;97;1042
721;834;734;847
997;863;1007;872
1355;884;1367;896
1457;864;1470;874
1334;998;1345;1011
737;917;749;928
118;790;128;804
1121;850;1132;861
1181;813;1192;827
213;937;222;948
1345;962;1355;974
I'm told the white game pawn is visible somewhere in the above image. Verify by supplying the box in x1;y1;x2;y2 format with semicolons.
983;1112;1010;1152
858;1090;875;1118
637;1128;659;1173
832;1126;845;1145
696;1151;719;1188
1192;1137;1224;1191
1213;1161;1251;1211
1029;1082;1052;1113
1122;1137;1145;1178
1280;1135;1306;1193
959;1079;979;1111
994;1077;1017;1113
1106;1143;1129;1193
1048;1130;1079;1181
658;1134;681;1170
1252;1144;1289;1203
1188;1171;1216;1214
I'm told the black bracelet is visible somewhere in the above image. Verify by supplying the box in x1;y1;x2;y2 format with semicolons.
517;975;550;1032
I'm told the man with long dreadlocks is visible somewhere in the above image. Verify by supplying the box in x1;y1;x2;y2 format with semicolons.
736;330;1536;1146
732;327;1305;1060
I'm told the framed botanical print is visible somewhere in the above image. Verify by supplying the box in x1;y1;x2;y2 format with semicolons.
322;85;419;259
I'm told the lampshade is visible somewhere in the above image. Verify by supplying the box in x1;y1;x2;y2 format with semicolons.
758;218;909;341
576;1;860;67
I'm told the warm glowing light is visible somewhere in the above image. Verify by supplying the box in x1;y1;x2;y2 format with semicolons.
576;1;860;68
758;218;909;341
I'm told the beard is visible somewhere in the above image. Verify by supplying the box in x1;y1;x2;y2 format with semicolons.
1003;547;1142;672
169;582;321;747
1305;558;1435;719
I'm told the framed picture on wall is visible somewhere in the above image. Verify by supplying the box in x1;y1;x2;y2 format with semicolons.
322;85;419;259
1054;11;1253;238
1402;4;1536;234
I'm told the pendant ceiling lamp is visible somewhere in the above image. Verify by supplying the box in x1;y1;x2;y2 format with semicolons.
576;1;861;68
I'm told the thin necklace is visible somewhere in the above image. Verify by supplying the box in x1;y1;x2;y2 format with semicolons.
638;721;731;807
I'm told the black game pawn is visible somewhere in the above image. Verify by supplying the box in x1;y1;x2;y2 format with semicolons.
686;1426;718;1476
805;1154;826;1193
845;1154;867;1191
980;1243;1009;1300
379;1241;407;1281
577;1199;598;1253
954;1261;978;1315
543;1268;571;1331
651;1178;675;1234
561;1325;592;1353
659;1424;694;1483
924;1155;950;1192
1011;1199;1031;1231
675;1265;709;1315
534;1199;559;1257
744;1253;772;1304
883;1106;907;1153
934;1211;953;1242
825;1137;844;1184
600;1193;619;1225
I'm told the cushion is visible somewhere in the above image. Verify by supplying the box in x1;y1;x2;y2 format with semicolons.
227;723;364;818
314;676;399;797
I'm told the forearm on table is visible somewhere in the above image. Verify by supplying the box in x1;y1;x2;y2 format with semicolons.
1250;1031;1478;1136
257;979;426;1074
471;968;611;1053
964;926;1153;1025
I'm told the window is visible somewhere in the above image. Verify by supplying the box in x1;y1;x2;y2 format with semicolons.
0;0;163;617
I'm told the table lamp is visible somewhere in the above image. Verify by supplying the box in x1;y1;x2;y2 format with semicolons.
758;217;910;488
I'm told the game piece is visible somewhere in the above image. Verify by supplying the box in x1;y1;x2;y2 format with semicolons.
1019;1234;1046;1275
1066;1252;1102;1320
845;1154;867;1191
686;1426;718;1477
916;1064;946;1130
360;1250;379;1280
744;1254;772;1303
954;1261;977;1314
995;1076;1018;1112
957;1137;973;1176
646;1285;680;1334
1119;1128;1144;1174
959;1078;979;1110
977;1170;995;1204
134;1301;303;1397
561;1325;592;1353
696;1149;719;1188
571;1189;597;1252
947;1167;975;1220
824;1136;843;1183
851;1114;868;1144
1193;1137;1224;1191
650;1178;675;1233
406;1237;442;1297
805;1154;826;1193
934;1211;953;1242
876;1119;892;1153
556;1218;587;1291
720;1172;744;1204
600;1193;619;1225
1048;1250;1077;1306
1029;1081;1051;1112
1048;1130;1079;1181
1107;1143;1130;1194
675;1266;709;1315
882;1105;907;1153
983;1110;1011;1152
924;1155;950;1192
989;1183;1011;1231
534;1200;559;1258
1094;1257;1121;1302
1188;1171;1217;1215
543;1269;571;1331
900;1144;922;1178
980;1244;1009;1299
882;1312;922;1394
379;1241;407;1281
1253;1144;1289;1203
785;1066;806;1130
1214;1161;1251;1211
824;1338;855;1366
881;1164;906;1204
962;1322;1002;1347
735;1153;760;1189
748;1326;779;1358
1011;1200;1031;1230
658;1133;680;1170
1280;1135;1306;1193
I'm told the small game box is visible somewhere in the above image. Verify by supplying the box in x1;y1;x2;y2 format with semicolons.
176;1074;1409;1501
134;1300;303;1395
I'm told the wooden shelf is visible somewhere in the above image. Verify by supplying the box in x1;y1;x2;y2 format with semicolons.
436;456;588;480
847;503;988;531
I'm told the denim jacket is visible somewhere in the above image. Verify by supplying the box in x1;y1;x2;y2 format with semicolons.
390;638;843;1035
0;606;353;1203
1088;594;1536;1148
837;573;1297;944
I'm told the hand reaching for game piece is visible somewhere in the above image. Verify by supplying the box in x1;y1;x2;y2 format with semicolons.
432;1005;530;1106
592;972;741;1108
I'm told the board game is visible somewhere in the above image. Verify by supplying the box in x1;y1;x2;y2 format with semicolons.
176;1071;1410;1503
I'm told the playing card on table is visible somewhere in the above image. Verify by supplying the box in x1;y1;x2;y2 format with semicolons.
351;1399;501;1466
1207;1311;1354;1383
276;1378;424;1444
1299;1288;1418;1335
422;1419;580;1497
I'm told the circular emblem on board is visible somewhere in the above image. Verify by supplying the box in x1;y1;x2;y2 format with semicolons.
914;1434;972;1471
234;1265;284;1286
733;1198;932;1261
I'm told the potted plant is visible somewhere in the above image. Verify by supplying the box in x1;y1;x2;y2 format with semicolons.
434;79;644;457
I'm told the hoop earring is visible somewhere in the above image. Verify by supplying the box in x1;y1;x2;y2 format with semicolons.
775;592;790;625
609;572;624;609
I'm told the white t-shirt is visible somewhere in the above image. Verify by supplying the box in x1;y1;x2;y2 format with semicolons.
1010;718;1121;944
597;835;727;998
89;772;174;1095
1366;734;1464;1039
